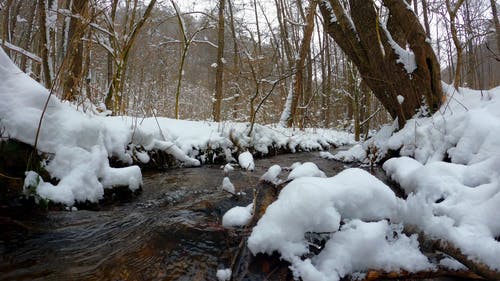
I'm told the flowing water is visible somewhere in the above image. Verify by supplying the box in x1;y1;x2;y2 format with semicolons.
0;151;382;281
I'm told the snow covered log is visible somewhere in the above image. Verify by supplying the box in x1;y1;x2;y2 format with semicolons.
230;179;290;281
405;225;500;281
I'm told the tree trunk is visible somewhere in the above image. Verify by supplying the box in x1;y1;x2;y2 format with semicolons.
19;1;37;72
63;0;88;101
227;0;240;120
212;0;225;122
490;0;500;57
288;0;317;128
2;0;13;57
318;0;443;129
421;0;431;38
37;0;52;88
446;0;465;90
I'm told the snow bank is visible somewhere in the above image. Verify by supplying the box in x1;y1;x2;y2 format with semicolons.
247;169;416;280
243;85;500;279
378;85;500;270
0;48;352;206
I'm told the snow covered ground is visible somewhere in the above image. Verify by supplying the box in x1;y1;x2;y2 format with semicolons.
223;85;500;280
0;48;353;206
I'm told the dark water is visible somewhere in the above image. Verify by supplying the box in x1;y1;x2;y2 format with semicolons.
0;151;370;281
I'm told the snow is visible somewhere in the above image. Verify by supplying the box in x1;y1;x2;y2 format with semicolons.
279;83;294;127
0;48;352;206
247;168;411;280
243;85;500;279
380;21;417;73
397;95;405;104
222;203;253;227
326;144;366;163
287;162;326;180
439;257;467;271
302;220;433;280
260;164;282;183
238;151;255;171
216;268;232;281
223;163;234;173
222;177;235;194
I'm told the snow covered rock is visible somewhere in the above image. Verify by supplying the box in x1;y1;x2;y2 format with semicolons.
216;268;232;281
222;177;235;194
223;163;234;173
222;203;253;227
238;151;255;171
260;164;282;183
287;162;326;180
248;168;409;280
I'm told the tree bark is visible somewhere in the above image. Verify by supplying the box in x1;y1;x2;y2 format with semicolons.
421;0;431;38
37;0;52;88
446;0;466;90
212;0;225;122
62;0;89;101
318;0;443;128
2;0;13;57
288;0;317;128
490;0;500;57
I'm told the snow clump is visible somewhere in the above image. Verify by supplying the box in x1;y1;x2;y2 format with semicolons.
287;162;326;180
222;203;253;227
260;164;282;183
222;177;235;194
238;151;255;171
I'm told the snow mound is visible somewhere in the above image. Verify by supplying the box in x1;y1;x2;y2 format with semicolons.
223;163;235;173
326;85;500;273
216;268;232;281
293;220;432;281
222;177;235;194
238;151;255;171
248;168;409;280
330;144;366;163
287;162;326;180
222;203;253;227
260;164;282;183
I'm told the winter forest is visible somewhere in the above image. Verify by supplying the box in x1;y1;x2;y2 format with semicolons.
1;0;500;280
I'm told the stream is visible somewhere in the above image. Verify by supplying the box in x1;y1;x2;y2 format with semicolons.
0;150;385;281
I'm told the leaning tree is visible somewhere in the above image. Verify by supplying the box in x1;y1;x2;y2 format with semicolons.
318;0;443;128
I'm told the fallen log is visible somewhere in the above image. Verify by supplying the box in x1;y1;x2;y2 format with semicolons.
405;225;500;281
229;179;290;281
361;268;484;280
